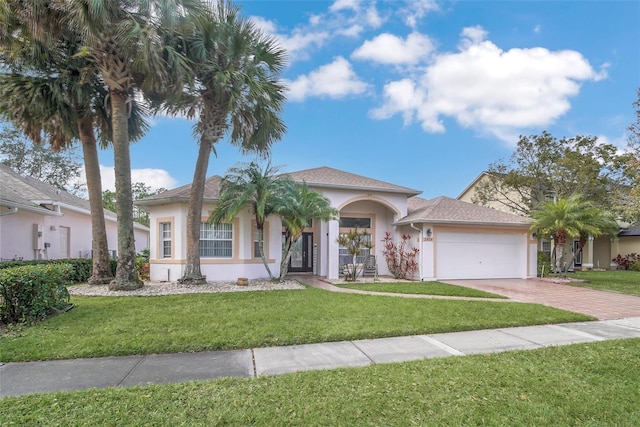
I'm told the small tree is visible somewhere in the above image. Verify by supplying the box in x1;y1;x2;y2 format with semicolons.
277;181;337;280
336;227;373;281
381;232;419;280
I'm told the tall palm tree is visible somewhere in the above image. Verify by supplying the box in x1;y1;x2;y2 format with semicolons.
54;0;205;290
530;195;619;273
210;162;290;279
0;3;148;284
276;181;337;280
159;1;286;284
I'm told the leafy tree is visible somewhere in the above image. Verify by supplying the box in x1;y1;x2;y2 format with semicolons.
0;3;150;286
618;88;640;224
474;132;634;215
103;183;166;227
0;126;83;193
55;0;205;290
210;162;290;280
530;195;619;274
336;228;373;282
276;181;337;280
160;1;287;284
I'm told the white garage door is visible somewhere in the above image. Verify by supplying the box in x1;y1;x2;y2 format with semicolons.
436;231;525;279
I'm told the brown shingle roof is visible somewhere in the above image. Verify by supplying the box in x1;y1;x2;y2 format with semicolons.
397;196;531;227
0;163;115;218
136;175;223;206
285;166;421;196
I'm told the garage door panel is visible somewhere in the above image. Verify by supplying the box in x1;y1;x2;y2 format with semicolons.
436;232;525;280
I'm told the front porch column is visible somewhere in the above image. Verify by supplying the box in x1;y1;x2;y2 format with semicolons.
610;238;620;270
326;220;340;280
582;236;594;270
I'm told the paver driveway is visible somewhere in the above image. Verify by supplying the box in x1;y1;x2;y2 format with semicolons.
441;279;640;320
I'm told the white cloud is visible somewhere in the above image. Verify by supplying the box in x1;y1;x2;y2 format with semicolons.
330;0;360;13
249;16;329;62
371;26;606;142
287;57;369;102
534;24;542;34
365;4;384;28
401;0;440;29
97;165;178;192
352;32;435;65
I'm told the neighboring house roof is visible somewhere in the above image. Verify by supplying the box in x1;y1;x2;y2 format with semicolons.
456;171;491;200
285;166;421;196
396;196;531;227
618;227;640;237
136;175;223;206
0;185;62;216
0;164;150;230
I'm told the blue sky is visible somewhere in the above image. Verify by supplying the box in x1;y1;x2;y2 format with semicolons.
96;0;640;199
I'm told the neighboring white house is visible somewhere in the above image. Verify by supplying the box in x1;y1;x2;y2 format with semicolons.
0;164;149;261
137;166;535;282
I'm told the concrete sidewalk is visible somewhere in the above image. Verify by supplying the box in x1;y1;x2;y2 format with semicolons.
2;317;639;398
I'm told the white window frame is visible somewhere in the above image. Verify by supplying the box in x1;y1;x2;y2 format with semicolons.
200;222;233;258
160;222;171;258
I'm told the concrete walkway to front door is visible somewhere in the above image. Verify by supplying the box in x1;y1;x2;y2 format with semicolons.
441;279;640;320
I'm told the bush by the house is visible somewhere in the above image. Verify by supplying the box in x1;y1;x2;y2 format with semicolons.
0;258;117;283
381;232;419;280
0;264;72;325
537;251;552;277
612;253;640;270
136;249;150;281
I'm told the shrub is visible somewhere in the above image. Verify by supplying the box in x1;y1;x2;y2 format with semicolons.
136;250;150;281
612;253;640;270
632;260;640;272
0;264;72;325
381;232;419;280
537;251;552;277
0;258;117;283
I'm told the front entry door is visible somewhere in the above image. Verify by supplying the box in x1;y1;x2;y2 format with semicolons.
289;233;313;273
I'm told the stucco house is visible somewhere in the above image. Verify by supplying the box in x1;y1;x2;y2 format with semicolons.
0;164;149;261
137;166;536;282
458;171;640;270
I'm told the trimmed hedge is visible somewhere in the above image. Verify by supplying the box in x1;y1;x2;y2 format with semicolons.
0;258;116;283
0;264;72;324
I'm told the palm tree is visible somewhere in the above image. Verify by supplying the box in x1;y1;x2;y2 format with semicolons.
0;4;148;284
276;181;337;280
54;0;205;290
161;1;286;284
210;162;290;280
530;195;619;273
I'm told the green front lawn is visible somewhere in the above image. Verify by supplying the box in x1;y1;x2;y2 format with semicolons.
0;286;591;362
571;270;640;296
3;339;638;425
337;281;506;298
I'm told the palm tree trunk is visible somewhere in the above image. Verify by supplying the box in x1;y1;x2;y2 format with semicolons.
108;92;141;290
257;225;274;279
180;136;211;284
78;118;113;285
279;238;294;280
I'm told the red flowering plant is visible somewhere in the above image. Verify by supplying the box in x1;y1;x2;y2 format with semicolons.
381;232;419;280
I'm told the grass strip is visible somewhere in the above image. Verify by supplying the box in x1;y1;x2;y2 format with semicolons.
0;287;590;362
571;270;640;296
337;281;505;298
2;339;638;426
